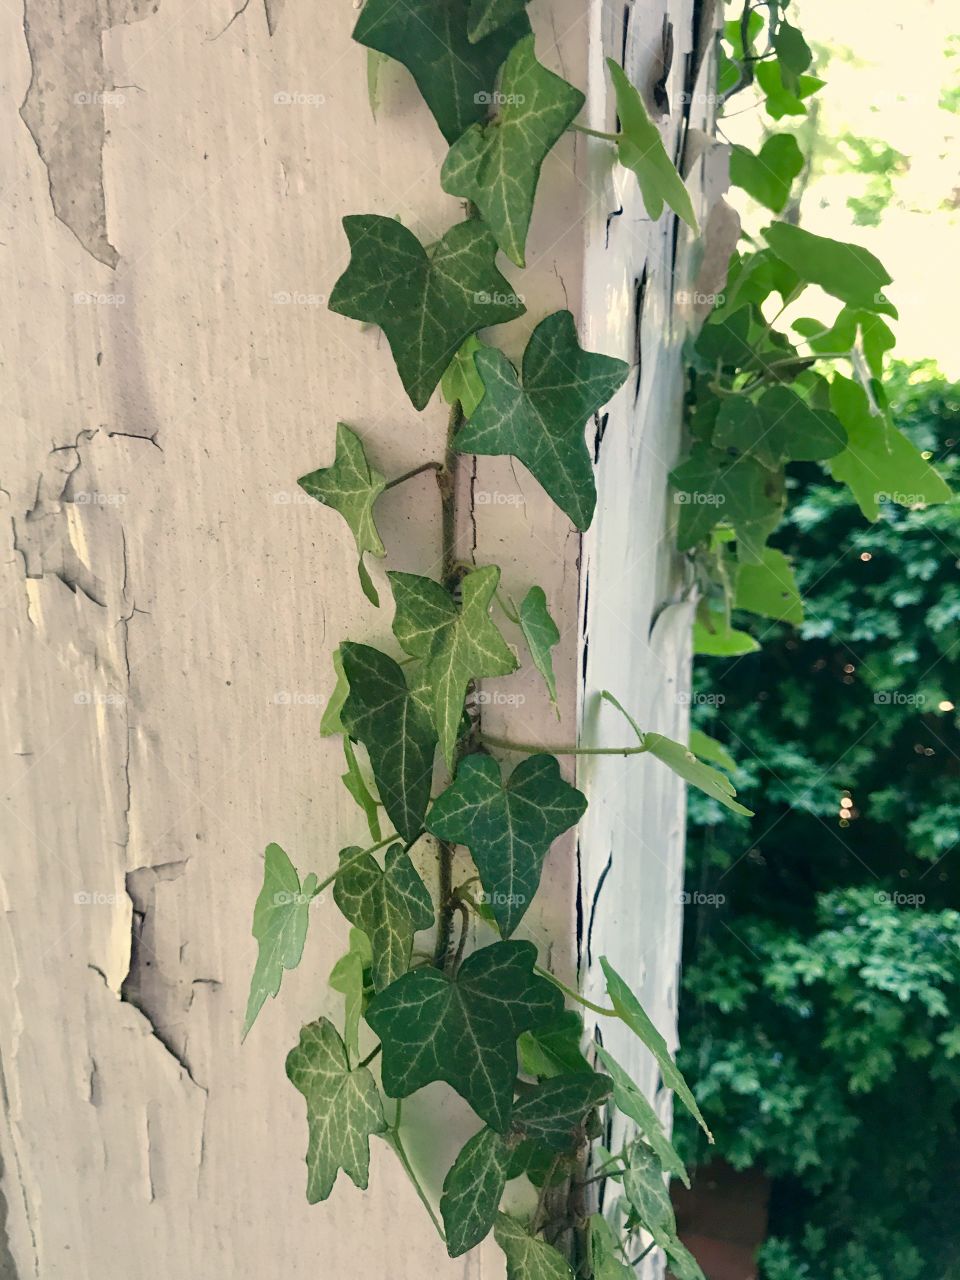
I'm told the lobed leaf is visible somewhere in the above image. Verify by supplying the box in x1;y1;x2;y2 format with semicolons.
243;843;318;1038
494;1213;574;1279
519;586;561;710
333;844;434;991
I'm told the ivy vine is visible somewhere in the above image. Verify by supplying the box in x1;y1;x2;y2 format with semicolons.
242;1;951;1276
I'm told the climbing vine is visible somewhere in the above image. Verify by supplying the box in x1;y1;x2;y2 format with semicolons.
242;1;951;1277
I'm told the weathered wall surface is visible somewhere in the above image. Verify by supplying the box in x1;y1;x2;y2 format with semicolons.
0;1;717;1275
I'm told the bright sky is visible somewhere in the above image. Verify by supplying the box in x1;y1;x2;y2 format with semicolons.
724;0;960;375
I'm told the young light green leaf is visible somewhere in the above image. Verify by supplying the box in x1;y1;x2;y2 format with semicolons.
366;940;563;1130
600;956;712;1139
329;215;525;410
286;1017;387;1202
762;222;892;310
755;61;824;119
427;752;586;937
329;928;371;1062
729;134;804;213
622;1141;676;1247
593;1043;689;1187
734;546;803;625
299;423;386;606
389;566;518;768
468;0;529;42
606;59;698;232
511;1072;612;1152
688;729;737;777
340;642;438;843
519;586;561;711
643;732;753;816
455;310;628;529
441;36;584;266
664;1239;707;1280
826;374;952;518
441;1127;511;1256
366;49;387;117
589;1214;633;1280
321;646;350;736
243;843;318;1039
713;387;847;471
494;1213;574;1280
693;601;760;657
333;844;434;991
352;0;530;144
519;1010;589;1078
441;336;487;418
670;443;785;563
341;736;381;840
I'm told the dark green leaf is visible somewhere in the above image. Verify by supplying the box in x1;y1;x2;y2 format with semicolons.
518;1010;589;1077
763;222;892;310
693;306;753;371
427;752;587;936
519;586;561;710
389;566;518;768
298;423;386;606
729;135;804;213
456;310;628;529
593;1043;689;1186
512;1071;612;1151
340;642;438;843
441;36;584;266
441;1126;511;1256
734;546;803;624
243;843;318;1038
366;940;562;1130
329;215;525;410
622;1141;676;1247
670;442;785;562
352;0;530;144
468;0;529;41
494;1214;574;1279
333;844;434;991
286;1018;387;1202
773;19;813;75
713;387;847;470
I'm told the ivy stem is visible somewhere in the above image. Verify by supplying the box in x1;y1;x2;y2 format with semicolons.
479;733;649;758
389;1102;446;1241
534;965;618;1017
451;899;471;974
315;832;399;893
569;122;619;143
383;459;443;491
358;1043;381;1069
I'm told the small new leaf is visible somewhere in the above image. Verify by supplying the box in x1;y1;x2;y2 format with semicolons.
353;0;530;144
333;844;434;991
441;1127;511;1256
734;547;803;625
594;1043;689;1186
298;423;386;606
519;586;560;710
366;940;563;1130
427;752;586;936
729;135;804;213
340;643;438;844
441;336;487;418
622;1141;676;1247
494;1214;574;1280
455;311;628;529
329;215;525;410
441;36;584;266
643;732;753;816
329;928;371;1062
286;1018;387;1202
389;567;518;768
243;843;318;1039
606;60;698;232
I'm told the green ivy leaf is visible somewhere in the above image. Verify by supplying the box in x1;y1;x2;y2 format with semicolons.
468;0;529;42
734;546;803;624
693;602;760;657
298;423;386;606
519;586;561;710
593;1043;689;1187
512;1072;611;1151
389;566;518;768
729;135;804;213
713;387;846;470
243;843;318;1039
600;956;713;1138
763;222;892;310
494;1213;574;1279
519;1010;589;1078
826;374;952;519
665;1241;707;1280
329;215;526;410
643;732;753;816
352;0;530;144
427;753;586;936
772;19;813;75
688;729;737;776
670;442;785;562
333;844;434;991
589;1214;633;1280
340;643;438;843
441;36;584;266
366;939;563;1130
622;1141;676;1247
606;59;698;232
441;1126;512;1256
286;1017;387;1202
341;736;381;840
329;928;371;1061
456;310;628;529
755;61;824;119
441;336;487;418
320;646;350;736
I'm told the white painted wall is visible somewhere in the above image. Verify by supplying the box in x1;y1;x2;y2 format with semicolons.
0;1;719;1275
